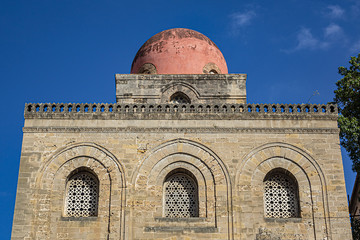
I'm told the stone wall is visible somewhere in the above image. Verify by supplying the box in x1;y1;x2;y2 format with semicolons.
11;103;352;239
115;74;247;104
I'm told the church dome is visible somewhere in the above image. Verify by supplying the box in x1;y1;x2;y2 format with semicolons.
130;28;228;74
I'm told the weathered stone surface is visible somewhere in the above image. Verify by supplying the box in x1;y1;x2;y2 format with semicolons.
115;74;247;104
12;73;351;239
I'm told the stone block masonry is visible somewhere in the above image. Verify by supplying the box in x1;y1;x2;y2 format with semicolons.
12;99;351;239
10;27;353;238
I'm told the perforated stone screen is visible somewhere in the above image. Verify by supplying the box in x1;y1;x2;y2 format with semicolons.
170;92;190;104
264;173;299;218
164;174;198;218
65;172;98;217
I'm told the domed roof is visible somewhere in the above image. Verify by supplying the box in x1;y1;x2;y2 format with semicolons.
131;28;228;74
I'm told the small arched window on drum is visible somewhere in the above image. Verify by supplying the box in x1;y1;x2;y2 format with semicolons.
203;62;221;74
137;63;157;74
64;171;99;217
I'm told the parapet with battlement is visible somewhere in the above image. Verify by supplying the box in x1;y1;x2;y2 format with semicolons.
24;103;337;120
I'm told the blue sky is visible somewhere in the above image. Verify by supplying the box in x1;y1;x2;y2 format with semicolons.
1;0;360;237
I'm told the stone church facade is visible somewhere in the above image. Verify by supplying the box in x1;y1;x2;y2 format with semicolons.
12;28;352;239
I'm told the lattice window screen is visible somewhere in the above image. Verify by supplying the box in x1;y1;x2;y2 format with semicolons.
164;174;198;218
170;92;190;104
65;172;98;217
264;173;299;218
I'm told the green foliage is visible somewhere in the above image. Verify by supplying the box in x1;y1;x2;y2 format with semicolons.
334;53;360;172
351;216;360;240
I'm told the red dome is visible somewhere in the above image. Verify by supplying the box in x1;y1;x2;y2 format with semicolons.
131;28;228;74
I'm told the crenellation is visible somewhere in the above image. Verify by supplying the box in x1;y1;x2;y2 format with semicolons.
24;103;338;121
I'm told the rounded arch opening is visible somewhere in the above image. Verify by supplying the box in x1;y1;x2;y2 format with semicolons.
64;167;99;218
170;92;191;104
263;168;300;218
137;63;157;74
163;168;199;218
203;62;221;74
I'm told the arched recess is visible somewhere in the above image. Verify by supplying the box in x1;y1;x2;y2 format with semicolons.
160;82;200;103
234;142;330;240
130;138;233;239
32;142;126;240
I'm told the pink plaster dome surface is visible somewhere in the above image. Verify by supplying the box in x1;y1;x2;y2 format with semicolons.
130;28;228;74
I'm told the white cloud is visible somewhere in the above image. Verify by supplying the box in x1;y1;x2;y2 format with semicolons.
324;23;343;39
293;28;328;51
326;5;345;18
230;10;256;30
296;28;318;49
286;24;347;53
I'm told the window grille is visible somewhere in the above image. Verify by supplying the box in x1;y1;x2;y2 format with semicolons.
170;92;191;104
264;172;299;218
65;172;98;217
164;173;198;218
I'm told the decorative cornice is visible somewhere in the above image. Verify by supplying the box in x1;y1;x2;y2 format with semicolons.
23;127;339;134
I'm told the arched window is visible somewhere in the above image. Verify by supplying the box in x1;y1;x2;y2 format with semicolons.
170;92;191;104
164;171;198;218
64;171;99;217
203;62;221;74
137;63;157;74
263;169;300;218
